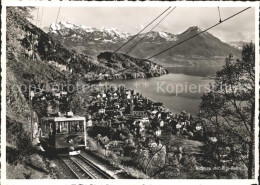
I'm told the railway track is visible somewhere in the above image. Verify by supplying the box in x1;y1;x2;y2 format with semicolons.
60;155;114;179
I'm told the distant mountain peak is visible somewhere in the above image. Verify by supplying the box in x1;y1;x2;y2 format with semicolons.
183;26;203;34
228;40;251;50
49;22;130;40
139;31;177;42
48;22;241;61
189;26;202;31
158;31;169;38
50;21;76;31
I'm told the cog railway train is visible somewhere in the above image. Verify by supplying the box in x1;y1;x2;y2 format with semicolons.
39;112;87;155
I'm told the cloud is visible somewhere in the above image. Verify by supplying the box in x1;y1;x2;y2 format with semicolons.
32;7;255;43
209;30;255;42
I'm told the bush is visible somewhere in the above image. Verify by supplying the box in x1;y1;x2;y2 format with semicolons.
107;152;120;163
27;154;48;172
119;165;149;179
87;137;99;152
7;162;30;179
7;153;50;179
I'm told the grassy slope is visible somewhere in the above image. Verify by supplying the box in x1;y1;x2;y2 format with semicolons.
6;8;80;179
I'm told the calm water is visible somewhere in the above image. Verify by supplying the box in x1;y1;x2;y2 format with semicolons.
105;67;218;115
166;66;222;77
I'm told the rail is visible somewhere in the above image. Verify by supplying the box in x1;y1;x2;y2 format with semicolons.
60;155;114;179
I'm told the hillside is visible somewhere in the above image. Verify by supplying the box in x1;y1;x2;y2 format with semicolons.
48;22;241;66
97;52;167;78
6;7;167;149
6;7;168;179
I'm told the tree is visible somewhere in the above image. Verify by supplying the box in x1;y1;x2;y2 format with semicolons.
7;7;36;29
200;43;255;178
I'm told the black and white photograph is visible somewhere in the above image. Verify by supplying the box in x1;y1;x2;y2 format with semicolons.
1;1;259;183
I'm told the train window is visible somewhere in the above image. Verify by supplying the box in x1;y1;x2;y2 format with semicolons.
56;121;69;134
40;120;49;137
79;121;84;132
49;121;55;135
70;121;84;133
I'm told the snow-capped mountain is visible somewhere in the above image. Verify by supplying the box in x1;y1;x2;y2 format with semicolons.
228;41;252;50
181;26;202;35
136;31;178;42
49;22;130;43
48;23;241;66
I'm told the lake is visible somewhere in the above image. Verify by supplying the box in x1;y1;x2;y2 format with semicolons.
165;66;222;77
105;66;219;115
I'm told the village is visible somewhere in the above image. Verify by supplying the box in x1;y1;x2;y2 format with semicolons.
31;81;220;154
79;84;217;158
5;5;256;180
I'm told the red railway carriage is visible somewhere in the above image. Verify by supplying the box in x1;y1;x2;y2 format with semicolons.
39;114;87;155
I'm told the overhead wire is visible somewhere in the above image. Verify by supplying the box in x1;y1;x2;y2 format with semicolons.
35;7;39;27
125;7;176;55
59;7;252;95
145;7;251;60
39;7;44;28
114;6;251;75
218;7;222;23
55;7;61;25
113;6;172;54
111;7;175;75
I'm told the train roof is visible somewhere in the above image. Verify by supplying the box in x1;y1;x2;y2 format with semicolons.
41;115;86;122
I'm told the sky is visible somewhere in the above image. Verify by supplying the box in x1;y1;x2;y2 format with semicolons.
31;7;255;42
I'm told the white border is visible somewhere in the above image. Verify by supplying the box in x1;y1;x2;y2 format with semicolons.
254;4;259;183
1;2;7;184
2;1;258;7
1;1;259;185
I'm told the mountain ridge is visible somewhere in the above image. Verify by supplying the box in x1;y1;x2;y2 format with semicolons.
48;22;242;66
